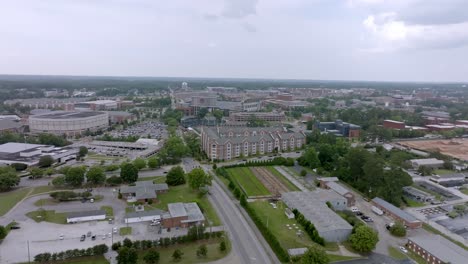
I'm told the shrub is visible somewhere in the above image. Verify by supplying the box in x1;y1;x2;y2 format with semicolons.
389;222;406;237
11;163;28;171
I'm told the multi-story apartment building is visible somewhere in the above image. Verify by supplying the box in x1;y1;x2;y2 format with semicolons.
201;126;305;161
229;112;285;122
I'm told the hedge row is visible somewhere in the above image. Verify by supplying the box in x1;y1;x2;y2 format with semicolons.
215;167;290;262
112;229;224;251
223;157;295;169
34;244;108;263
292;209;325;246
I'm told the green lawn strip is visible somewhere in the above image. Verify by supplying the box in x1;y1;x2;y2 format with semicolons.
136;238;228;264
266;166;300;191
18;256;109;264
119;227;132;236
26;209;68;224
422;223;468;250
153;177;167;184
388;246;408;260
248;201;312;249
328;254;361;262
226;167;270;196
433;169;455;175
154;184;221;226
404;199;425;207
0;188;31;216
137;176;163;182
460;188;468;195
406;251;428;264
324;242;339;251
29;185;58;196
100;206;114;217
34;198;59;206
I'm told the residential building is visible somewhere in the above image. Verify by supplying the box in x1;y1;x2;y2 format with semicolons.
74;100;118;110
200;126;305;161
229;112;286;122
315;120;361;139
282;191;353;242
161;202;205;228
407;235;468;264
372;197;422;228
120;181;169;203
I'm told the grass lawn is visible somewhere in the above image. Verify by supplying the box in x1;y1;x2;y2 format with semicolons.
137;176;166;183
248;201;312;249
120;227;132;236
29;185;58;196
154;184;221;226
136;238;229;264
404;199;425;207
266;166;300;191
460;188;468;195
0;188;31;216
19;256;109;264
388;246;408;260
328;254;361;262
26;209;67;224
433;169;455;175
101;206;114;217
324;242;339;251
34;198;59;206
226;167;270;196
406;251;427;264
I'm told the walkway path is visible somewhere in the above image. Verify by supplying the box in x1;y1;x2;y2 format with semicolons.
274;166;308;192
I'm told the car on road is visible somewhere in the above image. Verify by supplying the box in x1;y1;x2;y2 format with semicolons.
91;235;96;240
361;215;373;222
108;233;112;238
59;234;64;240
399;246;408;253
80;235;86;242
9;225;20;230
113;227;118;233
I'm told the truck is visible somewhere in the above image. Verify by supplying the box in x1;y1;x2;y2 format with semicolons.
372;206;384;216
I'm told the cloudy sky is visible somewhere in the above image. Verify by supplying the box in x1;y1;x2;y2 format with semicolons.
1;0;468;82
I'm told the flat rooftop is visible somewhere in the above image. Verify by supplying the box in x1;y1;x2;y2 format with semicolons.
0;143;47;154
409;235;468;264
31;111;106;119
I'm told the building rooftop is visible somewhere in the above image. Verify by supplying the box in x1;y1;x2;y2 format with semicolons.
167;202;205;223
372;197;420;224
120;181;168;200
0;143;47;154
409;235;468;264
282;191;352;234
410;158;444;165
31;111;107;119
168;202;188;218
326;182;350;196
125;209;166;219
67;210;106;219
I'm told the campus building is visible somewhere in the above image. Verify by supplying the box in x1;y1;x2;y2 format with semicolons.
228;112;286;122
120;181;169;203
162;203;205;228
29;111;109;137
407;235;468;264
372;197;422;228
0;142;78;166
315;120;361;139
200;126;305;161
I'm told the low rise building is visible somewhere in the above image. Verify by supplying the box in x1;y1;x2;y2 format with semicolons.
162;202;205;228
0;119;24;133
410;158;444;169
282;191;352;242
430;173;467;187
323;181;356;206
201;126;305;161
372;197;422;228
120;181;169;203
124;209;166;224
383;120;406;129
67;210;107;223
107;111;137;124
407;235;468;264
0;142;77;166
315;120;361;139
402;186;434;202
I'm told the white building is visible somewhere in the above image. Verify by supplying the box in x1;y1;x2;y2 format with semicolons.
0;142;78;166
66;210;106;223
410;158;444;169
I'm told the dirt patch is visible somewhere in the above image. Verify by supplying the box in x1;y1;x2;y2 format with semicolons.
399;139;468;161
250;167;290;197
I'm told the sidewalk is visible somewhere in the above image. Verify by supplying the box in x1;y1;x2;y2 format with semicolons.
274;166;308;191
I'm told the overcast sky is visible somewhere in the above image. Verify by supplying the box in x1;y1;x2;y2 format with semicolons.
1;0;468;82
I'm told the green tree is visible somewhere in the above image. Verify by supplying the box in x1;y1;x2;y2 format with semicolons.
133;158;147;170
300;244;330;264
86;166;106;185
166;166;186;186
29;167;44;179
212;109;224;122
117;247;138;264
38;155;54;167
0;167;20;191
196;244;208;258
172;249;183;261
147;157;159;169
65;166;86;187
197;108;208;119
0;225;7;239
143;249;160;264
120;163;139;183
45;168;55;176
389;222;406;237
78;146;88;158
349;225;379;253
51;175;66;187
219;241;227;252
187;168;212;190
302;147;320;169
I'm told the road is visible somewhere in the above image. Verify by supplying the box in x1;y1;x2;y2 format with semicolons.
182;158;278;264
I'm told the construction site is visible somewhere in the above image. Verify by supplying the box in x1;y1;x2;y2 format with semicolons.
398;139;468;161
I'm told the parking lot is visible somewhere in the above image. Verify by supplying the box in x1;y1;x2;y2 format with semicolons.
110;121;168;139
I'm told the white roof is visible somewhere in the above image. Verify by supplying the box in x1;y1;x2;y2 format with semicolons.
410;158;444;165
0;143;46;153
136;138;159;146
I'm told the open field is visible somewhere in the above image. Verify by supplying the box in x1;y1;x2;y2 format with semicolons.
120;226;132;235
26;209;68;224
398;139;468;160
248;200;312;249
137;176;166;183
266;167;300;191
136;238;229;264
100;206;114;217
250;167;289;196
226;167;271;197
19;256;109;264
0;188;32;216
154;184;221;226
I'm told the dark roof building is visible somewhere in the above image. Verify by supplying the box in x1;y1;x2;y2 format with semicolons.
408;235;468;264
372;197;422;228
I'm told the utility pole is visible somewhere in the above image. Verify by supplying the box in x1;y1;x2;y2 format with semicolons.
27;240;31;264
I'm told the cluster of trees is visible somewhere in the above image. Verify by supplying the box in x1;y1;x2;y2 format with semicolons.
0;132;70;146
389;222;407;237
295;244;330;264
52;166;87;187
141;97;171;108
33;244;108;263
349;225;379;253
165;166;186;186
158;136;189;164
223;157;295;168
0;225;7;239
0;166;20;192
292;209;325;246
187;168;212;193
184;133;202;160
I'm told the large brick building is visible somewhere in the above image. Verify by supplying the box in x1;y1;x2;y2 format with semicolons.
162;202;205;228
201;126;305;161
315;120;360;139
407;235;468;264
372;197;422;228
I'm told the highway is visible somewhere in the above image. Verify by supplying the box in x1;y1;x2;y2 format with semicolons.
182;158;278;264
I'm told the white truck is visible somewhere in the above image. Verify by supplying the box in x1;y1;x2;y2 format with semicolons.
371;206;384;216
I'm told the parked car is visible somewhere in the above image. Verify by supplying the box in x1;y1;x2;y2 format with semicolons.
87;231;92;237
59;234;64;240
80;235;86;242
113;227;118;233
399;246;408;253
102;235;106;240
9;225;20;230
356;212;363;216
351;207;359;213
